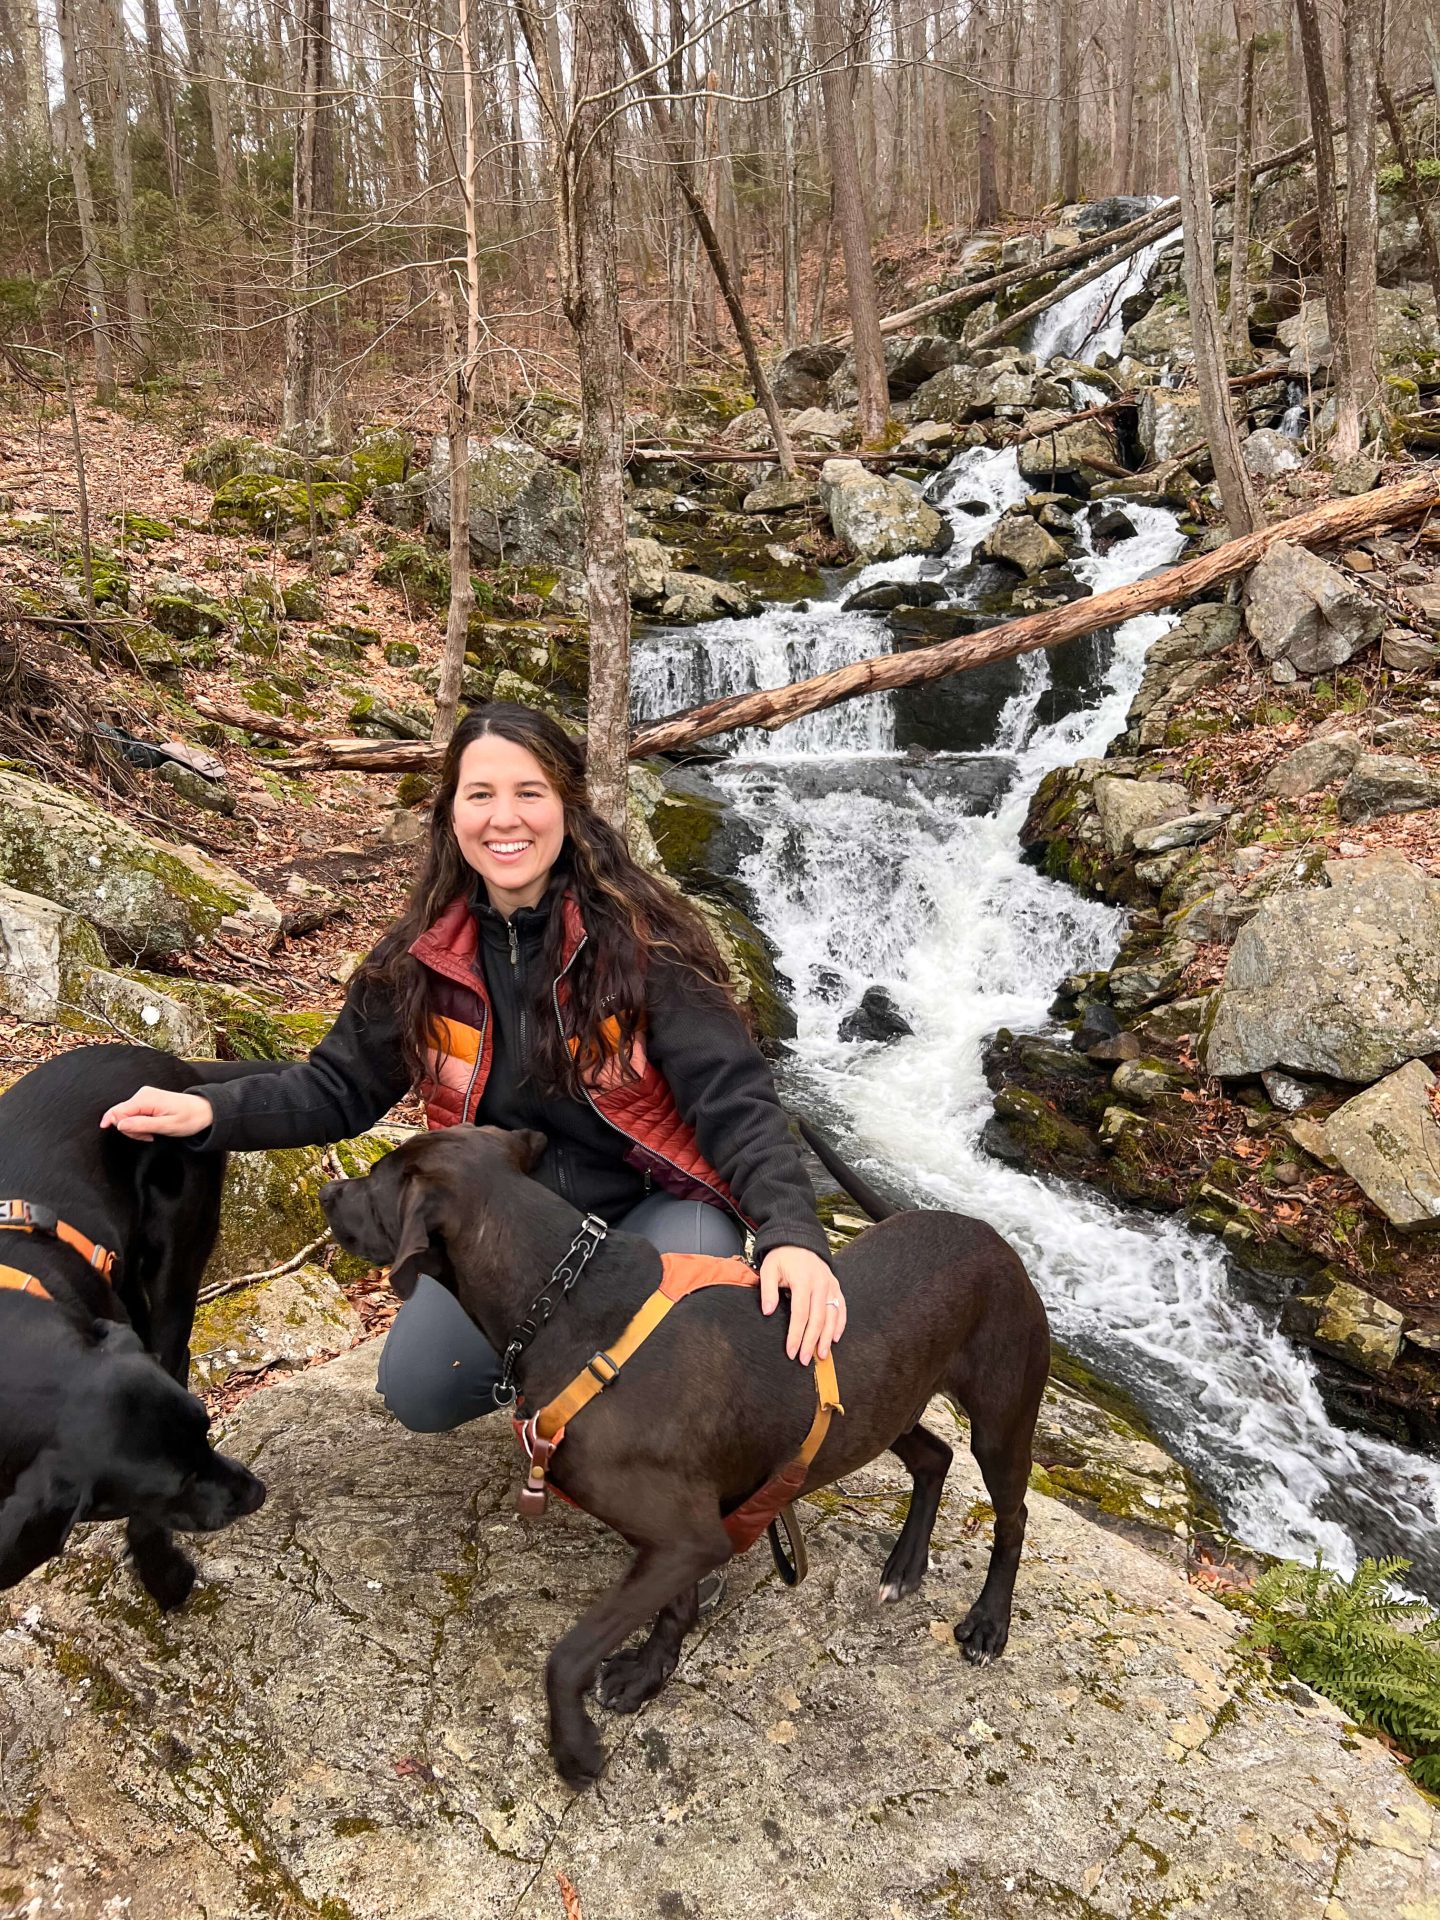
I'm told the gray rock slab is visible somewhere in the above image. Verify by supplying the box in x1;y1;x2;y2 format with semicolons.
1092;776;1190;859
190;1261;366;1388
1201;856;1440;1080
425;435;584;569
1280;1268;1407;1374
1338;752;1440;823
819;459;945;562
2;1344;1432;1920
1263;730;1363;798
1130;807;1228;854
0;883;106;1022
1243;541;1384;674
1324;1057;1440;1231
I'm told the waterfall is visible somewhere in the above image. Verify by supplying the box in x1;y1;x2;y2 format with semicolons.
630;327;1440;1596
1027;224;1169;365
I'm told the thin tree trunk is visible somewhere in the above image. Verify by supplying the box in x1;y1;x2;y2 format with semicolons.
1339;0;1381;451
1293;0;1351;446
1228;0;1257;365
1166;0;1257;535
140;0;181;200
618;6;797;476
1044;1;1063;198
1114;0;1139;192
97;0;149;360
975;0;999;226
780;0;801;347
55;0;117;401
282;0;337;447
1379;79;1440;317
809;205;834;343
1059;0;1081;203
815;0;888;442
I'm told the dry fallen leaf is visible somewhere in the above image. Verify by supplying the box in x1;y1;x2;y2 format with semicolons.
556;1869;583;1920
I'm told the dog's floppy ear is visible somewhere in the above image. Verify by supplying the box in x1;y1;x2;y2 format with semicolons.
0;1450;91;1589
507;1128;547;1174
386;1167;445;1301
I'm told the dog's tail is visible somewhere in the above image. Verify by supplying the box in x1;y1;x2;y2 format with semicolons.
794;1115;902;1222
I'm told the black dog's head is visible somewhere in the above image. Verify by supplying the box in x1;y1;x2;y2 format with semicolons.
320;1124;547;1299
0;1325;266;1591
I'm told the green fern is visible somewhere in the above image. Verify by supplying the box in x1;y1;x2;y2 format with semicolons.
1238;1557;1440;1791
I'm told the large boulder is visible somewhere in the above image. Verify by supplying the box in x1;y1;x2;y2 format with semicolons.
1119;300;1194;368
1200;856;1440;1081
1276;288;1440;386
986;513;1065;577
1138;389;1204;463
1280;1269;1407;1375
3;1348;1431;1920
1264;731;1363;799
1337;753;1440;823
1323;1058;1440;1232
826;334;963;406
1015;411;1120;483
909;360;1069;425
0;772;278;961
1242;428;1303;480
0;884;105;1022
767;343;845;409
425;436;584;569
1243;542;1384;674
819;459;946;562
1091;776;1190;860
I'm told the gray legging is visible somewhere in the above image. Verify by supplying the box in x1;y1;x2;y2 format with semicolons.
375;1190;745;1433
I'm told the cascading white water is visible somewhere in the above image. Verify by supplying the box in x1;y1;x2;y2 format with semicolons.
630;288;1440;1594
1027;219;1170;364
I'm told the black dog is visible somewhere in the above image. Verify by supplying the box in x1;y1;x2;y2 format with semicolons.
0;1045;266;1606
321;1124;1050;1788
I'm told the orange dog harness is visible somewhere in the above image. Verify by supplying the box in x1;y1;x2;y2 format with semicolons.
0;1199;117;1281
514;1251;843;1566
0;1263;52;1301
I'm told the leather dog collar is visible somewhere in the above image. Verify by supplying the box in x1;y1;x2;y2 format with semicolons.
0;1198;117;1281
0;1261;53;1301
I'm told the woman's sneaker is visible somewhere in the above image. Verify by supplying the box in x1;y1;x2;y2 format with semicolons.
697;1570;727;1615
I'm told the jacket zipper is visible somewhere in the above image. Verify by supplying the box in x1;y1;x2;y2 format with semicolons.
551;935;745;1225
507;919;530;1073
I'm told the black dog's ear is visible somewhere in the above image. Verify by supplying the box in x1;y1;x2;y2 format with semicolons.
0;1451;91;1589
508;1129;547;1174
387;1169;444;1301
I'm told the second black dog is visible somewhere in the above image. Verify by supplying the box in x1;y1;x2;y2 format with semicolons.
0;1045;266;1607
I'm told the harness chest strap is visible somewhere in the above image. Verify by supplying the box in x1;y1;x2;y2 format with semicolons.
516;1252;845;1556
0;1200;117;1280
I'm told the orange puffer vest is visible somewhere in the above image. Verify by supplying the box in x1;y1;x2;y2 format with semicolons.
408;894;746;1220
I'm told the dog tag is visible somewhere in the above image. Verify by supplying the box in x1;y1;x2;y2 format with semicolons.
517;1481;548;1517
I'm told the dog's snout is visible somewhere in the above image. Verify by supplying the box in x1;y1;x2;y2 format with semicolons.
236;1471;267;1517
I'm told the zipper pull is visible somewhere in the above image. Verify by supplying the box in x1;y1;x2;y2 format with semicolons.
508;921;518;969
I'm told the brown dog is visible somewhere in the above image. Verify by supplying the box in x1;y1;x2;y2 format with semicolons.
321;1125;1050;1788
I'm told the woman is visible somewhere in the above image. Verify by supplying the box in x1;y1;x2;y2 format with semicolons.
101;702;845;1436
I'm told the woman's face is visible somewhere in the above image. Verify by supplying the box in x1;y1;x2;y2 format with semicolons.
451;735;566;914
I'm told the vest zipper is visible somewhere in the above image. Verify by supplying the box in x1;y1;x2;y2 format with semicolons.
460;1003;488;1123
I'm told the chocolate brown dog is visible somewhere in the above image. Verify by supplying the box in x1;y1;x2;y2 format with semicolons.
321;1124;1050;1788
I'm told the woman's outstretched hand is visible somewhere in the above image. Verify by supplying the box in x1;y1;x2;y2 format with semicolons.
759;1245;847;1365
100;1087;215;1141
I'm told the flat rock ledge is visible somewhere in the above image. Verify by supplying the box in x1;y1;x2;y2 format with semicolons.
3;1346;1434;1920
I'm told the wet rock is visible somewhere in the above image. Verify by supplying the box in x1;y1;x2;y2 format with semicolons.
1132;997;1209;1050
992;1085;1103;1163
768;343;845;409
1242;428;1303;479
819;459;946;563
1337;754;1440;823
1281;1268;1406;1375
1108;954;1192;1013
425;436;584;569
1016;410;1120;483
1018;1037;1100;1079
1264;732;1363;798
838;986;913;1043
1138;389;1204;462
1130;808;1228;854
985;513;1065;577
1072;1000;1120;1051
1324;1058;1440;1231
842;579;946;613
1089;505;1137;553
1202;856;1440;1081
1243;542;1384;674
1084;1029;1144;1064
1092;776;1190;859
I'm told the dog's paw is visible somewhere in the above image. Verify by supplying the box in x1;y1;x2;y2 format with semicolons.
551;1724;607;1790
954;1605;1009;1666
130;1538;197;1612
599;1648;670;1714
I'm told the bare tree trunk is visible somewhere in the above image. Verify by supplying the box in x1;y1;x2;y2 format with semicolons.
97;0;149;361
140;0;181;200
779;0;801;347
1114;0;1140;192
1338;0;1381;452
1227;0;1257;365
1166;0;1257;535
815;0;888;442
1044;1;1063;199
809;204;834;343
975;0;1000;226
282;0;339;447
1293;0;1351;445
1059;0;1081;203
618;6;797;476
55;0;117;401
1379;79;1440;317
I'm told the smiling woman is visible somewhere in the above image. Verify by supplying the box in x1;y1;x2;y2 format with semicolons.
100;702;845;1436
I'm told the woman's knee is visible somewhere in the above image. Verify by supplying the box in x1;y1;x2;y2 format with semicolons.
376;1275;503;1433
618;1191;745;1258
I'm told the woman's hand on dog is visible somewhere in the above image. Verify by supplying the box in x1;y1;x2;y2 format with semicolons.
759;1245;847;1365
100;1087;215;1141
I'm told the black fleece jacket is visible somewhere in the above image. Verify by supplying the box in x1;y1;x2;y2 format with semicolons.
190;894;832;1266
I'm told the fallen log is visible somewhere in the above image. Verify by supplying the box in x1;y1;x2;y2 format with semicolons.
627;470;1440;758
192;695;318;744
273;735;443;773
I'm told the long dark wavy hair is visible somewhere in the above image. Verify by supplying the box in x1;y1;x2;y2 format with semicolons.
357;702;737;1096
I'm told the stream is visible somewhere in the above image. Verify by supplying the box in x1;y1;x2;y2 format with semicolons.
631;306;1440;1596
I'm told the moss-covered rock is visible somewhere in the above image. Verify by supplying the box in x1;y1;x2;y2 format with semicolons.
351;426;414;491
190;1262;364;1390
384;639;420;667
110;511;174;546
146;582;230;641
374;540;449;610
61;549;129;608
211;1127;411;1285
0;771;279;960
0;884;107;1023
183;435;341;489
209;474;362;539
281;579;325;622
